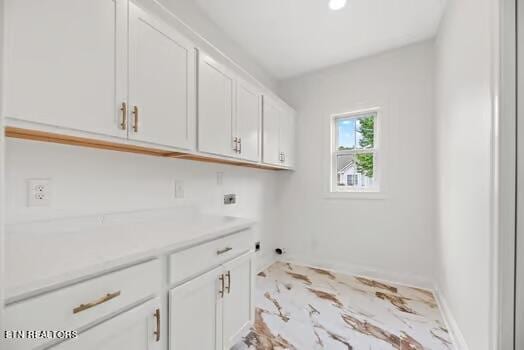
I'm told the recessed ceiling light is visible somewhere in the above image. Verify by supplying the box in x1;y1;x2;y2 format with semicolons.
329;0;347;11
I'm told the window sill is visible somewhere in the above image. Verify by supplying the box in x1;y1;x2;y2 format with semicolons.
323;191;387;200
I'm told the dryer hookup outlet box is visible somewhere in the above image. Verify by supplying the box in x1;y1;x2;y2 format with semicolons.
275;248;286;255
224;194;236;204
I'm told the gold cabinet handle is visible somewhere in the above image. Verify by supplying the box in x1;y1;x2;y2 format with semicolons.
153;308;160;342
238;137;241;154
219;274;225;298
119;102;127;130
132;106;139;132
225;270;231;294
217;247;232;255
73;291;121;314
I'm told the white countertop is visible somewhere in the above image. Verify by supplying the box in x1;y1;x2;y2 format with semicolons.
5;207;254;302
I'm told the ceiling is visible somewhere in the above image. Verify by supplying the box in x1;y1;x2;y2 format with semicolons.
188;0;446;80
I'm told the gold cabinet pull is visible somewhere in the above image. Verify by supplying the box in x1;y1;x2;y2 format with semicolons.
119;102;127;130
132;106;139;132
73;291;121;314
217;247;232;255
225;270;231;294
219;274;225;298
153;308;160;342
238;137;241;154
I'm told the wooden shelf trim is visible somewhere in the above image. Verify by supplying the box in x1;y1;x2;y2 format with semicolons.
5;127;284;171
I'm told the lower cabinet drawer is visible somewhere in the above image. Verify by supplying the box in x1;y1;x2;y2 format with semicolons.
168;230;252;285
4;259;161;350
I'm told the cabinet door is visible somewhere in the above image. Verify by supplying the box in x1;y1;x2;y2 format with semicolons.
198;53;235;158
128;4;195;149
280;107;296;168
236;79;261;162
52;298;161;350
222;253;254;349
262;96;282;166
169;267;223;350
4;0;127;138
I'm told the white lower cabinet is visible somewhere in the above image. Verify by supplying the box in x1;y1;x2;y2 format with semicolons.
169;266;223;350
222;253;254;349
4;231;253;350
52;298;161;350
169;252;254;350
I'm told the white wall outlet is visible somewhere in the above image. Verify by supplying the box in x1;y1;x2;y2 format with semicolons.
216;172;224;186
174;180;184;199
27;178;51;207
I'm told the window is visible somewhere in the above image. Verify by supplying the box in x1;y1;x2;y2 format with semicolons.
331;110;378;192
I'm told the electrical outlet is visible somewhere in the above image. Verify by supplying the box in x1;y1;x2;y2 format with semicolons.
216;172;224;185
224;194;236;205
174;180;184;199
27;179;51;207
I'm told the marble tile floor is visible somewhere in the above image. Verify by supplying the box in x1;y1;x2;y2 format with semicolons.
232;261;454;350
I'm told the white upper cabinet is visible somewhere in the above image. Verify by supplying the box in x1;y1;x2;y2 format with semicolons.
262;95;296;168
235;79;262;162
280;106;296;168
4;0;127;138
198;52;262;162
128;4;195;150
197;52;235;158
262;96;282;166
3;1;293;169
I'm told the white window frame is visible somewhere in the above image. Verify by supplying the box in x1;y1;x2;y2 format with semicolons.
330;108;380;193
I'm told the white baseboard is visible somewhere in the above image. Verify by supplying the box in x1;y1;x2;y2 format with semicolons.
255;252;277;273
433;288;469;350
280;254;434;290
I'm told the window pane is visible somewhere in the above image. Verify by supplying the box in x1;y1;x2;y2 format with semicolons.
336;114;375;150
336;153;375;189
336;118;356;150
355;115;374;149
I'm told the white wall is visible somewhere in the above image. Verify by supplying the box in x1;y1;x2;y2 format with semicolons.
277;41;436;286
434;0;498;348
5;139;281;271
